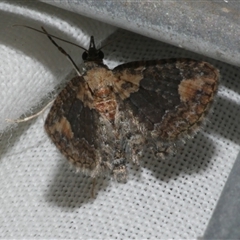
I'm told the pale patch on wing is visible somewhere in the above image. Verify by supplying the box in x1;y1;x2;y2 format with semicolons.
113;66;144;99
178;78;205;102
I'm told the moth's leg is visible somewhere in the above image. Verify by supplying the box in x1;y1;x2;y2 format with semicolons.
127;133;146;165
112;149;128;183
118;109;146;165
91;178;96;198
41;27;81;76
150;141;177;159
5;100;54;123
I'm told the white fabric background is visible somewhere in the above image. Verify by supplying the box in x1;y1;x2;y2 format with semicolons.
1;1;240;239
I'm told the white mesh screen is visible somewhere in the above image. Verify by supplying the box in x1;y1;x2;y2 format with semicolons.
1;2;240;239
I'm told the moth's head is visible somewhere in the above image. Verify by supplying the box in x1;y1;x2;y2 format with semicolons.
82;36;104;62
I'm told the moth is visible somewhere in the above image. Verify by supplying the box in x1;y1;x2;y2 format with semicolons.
17;26;219;184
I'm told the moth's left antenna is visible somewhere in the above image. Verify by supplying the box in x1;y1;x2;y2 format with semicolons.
14;25;84;76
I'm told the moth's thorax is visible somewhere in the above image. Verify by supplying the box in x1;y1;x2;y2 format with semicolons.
84;66;114;89
84;60;103;68
84;64;118;122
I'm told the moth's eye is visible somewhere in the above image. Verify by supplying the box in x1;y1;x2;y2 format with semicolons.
98;51;104;59
82;52;88;60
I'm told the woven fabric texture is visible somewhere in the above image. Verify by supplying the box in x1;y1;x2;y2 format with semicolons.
1;1;240;239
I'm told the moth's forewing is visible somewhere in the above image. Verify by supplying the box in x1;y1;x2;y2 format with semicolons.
44;76;108;177
113;59;219;142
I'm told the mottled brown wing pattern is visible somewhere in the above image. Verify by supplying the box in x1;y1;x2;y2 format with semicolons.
113;59;219;143
44;76;113;178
